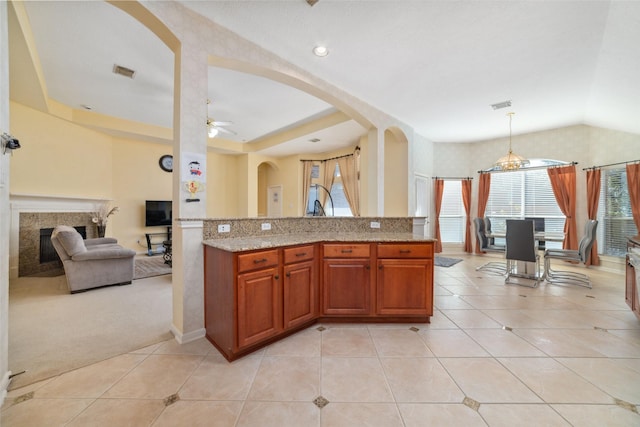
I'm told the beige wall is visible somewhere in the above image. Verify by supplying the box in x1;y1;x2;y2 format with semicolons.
111;137;172;250
384;129;408;216
9;102;114;198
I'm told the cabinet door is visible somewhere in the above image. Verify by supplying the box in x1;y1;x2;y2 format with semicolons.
283;260;318;329
237;267;281;349
377;259;433;316
323;259;372;315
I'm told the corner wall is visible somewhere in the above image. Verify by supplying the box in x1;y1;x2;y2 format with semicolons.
1;1;12;405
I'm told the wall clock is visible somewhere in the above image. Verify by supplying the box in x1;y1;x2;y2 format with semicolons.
159;155;173;172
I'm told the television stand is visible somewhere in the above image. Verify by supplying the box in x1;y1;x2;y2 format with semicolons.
145;226;172;256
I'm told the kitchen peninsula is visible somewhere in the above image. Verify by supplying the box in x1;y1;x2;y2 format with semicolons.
202;217;434;361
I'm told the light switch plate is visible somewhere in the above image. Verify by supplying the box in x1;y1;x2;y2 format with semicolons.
370;221;381;229
261;223;271;231
218;224;230;233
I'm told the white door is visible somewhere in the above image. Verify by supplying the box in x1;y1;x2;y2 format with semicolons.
267;185;282;217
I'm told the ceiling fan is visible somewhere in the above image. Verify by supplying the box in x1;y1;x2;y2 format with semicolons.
207;118;236;138
206;98;236;138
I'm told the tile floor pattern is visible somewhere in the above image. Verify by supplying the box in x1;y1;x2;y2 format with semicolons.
3;254;640;426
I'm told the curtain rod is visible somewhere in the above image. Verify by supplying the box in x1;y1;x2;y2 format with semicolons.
583;159;640;171
300;146;360;163
478;161;578;174
432;176;473;180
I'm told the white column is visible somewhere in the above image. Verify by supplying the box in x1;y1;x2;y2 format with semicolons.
170;42;208;343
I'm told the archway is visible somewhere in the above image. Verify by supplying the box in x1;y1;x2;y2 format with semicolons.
257;161;280;217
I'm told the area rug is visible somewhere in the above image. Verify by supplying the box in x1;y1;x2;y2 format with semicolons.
435;256;463;267
134;256;172;280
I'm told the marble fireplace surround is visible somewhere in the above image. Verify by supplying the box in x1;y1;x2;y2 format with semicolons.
9;194;109;278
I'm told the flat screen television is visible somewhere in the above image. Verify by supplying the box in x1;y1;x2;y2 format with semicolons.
145;200;172;227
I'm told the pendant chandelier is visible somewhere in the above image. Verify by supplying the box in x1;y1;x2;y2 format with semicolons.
494;112;529;171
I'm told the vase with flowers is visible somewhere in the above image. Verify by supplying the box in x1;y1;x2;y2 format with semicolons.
91;202;119;238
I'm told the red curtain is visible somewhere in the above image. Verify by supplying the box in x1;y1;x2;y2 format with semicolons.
586;169;601;266
475;173;491;253
548;165;578;250
627;163;640;233
434;179;444;253
462;179;472;253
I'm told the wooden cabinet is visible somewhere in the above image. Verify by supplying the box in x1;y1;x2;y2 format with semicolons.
322;244;373;315
204;239;434;361
283;245;318;329
204;244;318;361
376;243;433;316
237;266;281;349
626;236;640;320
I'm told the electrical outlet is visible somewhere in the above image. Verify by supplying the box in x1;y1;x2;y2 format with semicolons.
370;221;381;229
218;224;230;233
261;223;271;231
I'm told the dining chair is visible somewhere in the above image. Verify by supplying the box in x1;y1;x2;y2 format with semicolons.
474;217;507;275
505;219;541;287
544;220;598;288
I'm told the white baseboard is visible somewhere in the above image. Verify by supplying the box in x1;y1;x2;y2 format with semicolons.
1;370;11;408
170;325;205;344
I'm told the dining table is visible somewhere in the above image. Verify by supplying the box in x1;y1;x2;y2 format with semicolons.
485;230;566;280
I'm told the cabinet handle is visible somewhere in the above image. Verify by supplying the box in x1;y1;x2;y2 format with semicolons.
341;249;353;253
295;252;307;257
274;275;279;280
399;249;411;254
254;258;267;264
378;265;383;270
286;272;291;277
366;264;370;270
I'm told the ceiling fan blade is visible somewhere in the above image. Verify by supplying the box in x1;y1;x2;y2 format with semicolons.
216;126;237;135
212;120;233;126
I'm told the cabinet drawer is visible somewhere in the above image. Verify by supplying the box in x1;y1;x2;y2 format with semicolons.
323;243;370;258
283;244;315;264
237;249;279;273
377;243;433;259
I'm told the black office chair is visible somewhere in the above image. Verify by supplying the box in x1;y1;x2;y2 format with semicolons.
505;219;541;287
474;217;507;275
544;220;598;288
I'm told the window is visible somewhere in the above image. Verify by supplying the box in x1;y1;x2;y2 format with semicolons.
485;169;565;248
598;168;637;257
306;163;353;216
439;180;465;243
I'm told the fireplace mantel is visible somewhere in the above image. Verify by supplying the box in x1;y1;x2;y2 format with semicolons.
9;194;111;278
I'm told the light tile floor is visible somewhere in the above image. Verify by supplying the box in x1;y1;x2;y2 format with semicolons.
3;254;640;426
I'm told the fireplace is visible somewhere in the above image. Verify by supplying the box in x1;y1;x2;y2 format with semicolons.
9;194;110;278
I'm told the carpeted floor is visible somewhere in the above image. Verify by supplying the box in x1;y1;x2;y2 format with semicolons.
134;255;172;280
8;273;173;390
435;256;463;267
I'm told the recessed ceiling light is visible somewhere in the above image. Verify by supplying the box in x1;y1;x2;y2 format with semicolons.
313;46;329;57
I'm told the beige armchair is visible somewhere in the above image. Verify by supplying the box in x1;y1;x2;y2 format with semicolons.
51;225;136;293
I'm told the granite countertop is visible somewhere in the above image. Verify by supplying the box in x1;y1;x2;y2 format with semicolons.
203;232;435;252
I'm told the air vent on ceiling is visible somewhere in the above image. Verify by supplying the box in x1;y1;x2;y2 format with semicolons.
491;100;512;110
113;64;136;79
